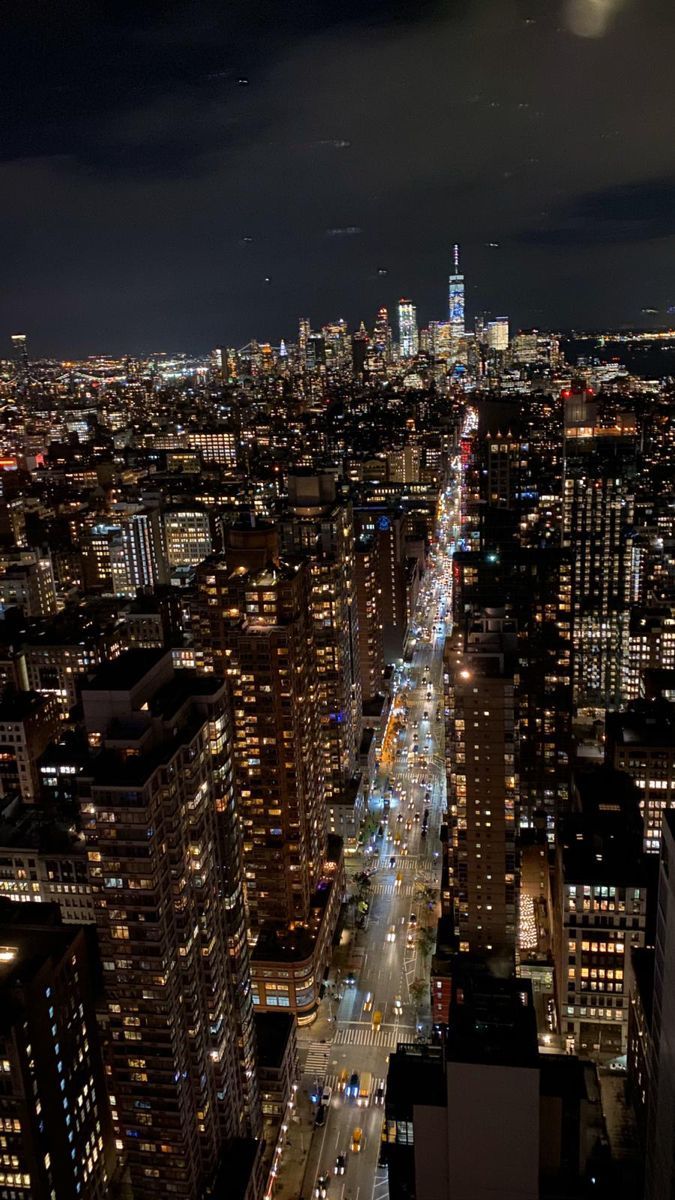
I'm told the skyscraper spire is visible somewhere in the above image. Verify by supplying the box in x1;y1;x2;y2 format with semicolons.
453;243;460;274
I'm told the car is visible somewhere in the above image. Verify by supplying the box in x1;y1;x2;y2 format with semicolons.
389;856;396;867
406;931;415;948
393;995;403;1015
351;1127;363;1153
314;1104;326;1128
363;992;373;1013
345;973;355;987
423;711;429;720
346;1072;359;1099
386;924;396;942
334;1154;346;1175
409;913;418;925
414;811;420;821
315;1174;329;1199
322;1085;332;1104
374;1085;385;1105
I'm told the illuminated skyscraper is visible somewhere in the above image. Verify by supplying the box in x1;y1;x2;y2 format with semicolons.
194;530;327;931
280;473;362;804
397;299;419;358
563;389;638;707
445;610;518;966
448;244;465;346
80;651;257;1197
10;333;29;374
0;902;117;1199
486;317;509;352
298;317;310;365
372;306;393;366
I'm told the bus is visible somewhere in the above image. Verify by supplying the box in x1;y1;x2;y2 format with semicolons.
358;1072;372;1106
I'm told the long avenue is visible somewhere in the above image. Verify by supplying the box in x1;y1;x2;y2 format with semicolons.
296;462;461;1200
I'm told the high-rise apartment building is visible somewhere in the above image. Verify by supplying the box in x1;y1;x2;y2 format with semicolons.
0;805;94;921
553;767;652;1056
280;474;362;803
624;605;675;700
445;611;518;964
606;700;675;854
81;508;169;598
563;392;638;708
645;809;675;1200
354;534;385;703
163;506;213;569
24;606;126;719
194;532;326;931
397;299;419;359
0;900;117;1199
386;445;421;484
0;690;60;802
186;429;238;469
0;551;58;619
115;505;169;594
355;506;408;661
80;650;257;1198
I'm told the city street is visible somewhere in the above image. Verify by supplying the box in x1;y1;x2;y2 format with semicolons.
293;466;461;1200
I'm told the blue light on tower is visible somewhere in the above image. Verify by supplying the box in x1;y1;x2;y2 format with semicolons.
448;243;465;337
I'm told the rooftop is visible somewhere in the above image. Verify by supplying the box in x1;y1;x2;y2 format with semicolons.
253;1011;295;1070
0;801;85;856
0;688;53;722
81;647;166;691
386;1043;446;1113
0;901;79;1032
446;970;539;1068
606;700;675;749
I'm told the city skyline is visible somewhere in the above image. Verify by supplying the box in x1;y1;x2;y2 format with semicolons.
0;3;674;1198
2;1;675;354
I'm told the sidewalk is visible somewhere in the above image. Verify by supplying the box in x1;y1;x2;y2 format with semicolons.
272;992;338;1200
267;1084;315;1200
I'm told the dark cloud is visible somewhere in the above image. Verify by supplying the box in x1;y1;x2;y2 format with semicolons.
0;0;674;353
520;177;675;247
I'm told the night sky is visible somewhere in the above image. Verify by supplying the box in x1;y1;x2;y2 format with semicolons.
2;0;674;356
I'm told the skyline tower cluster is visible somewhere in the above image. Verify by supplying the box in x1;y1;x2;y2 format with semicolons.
0;251;673;1200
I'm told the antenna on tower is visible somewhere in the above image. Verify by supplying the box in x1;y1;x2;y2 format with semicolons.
453;244;460;274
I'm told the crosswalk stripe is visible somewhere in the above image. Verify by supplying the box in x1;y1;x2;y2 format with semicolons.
333;1024;414;1049
370;882;415;897
301;1041;331;1078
